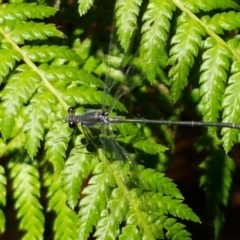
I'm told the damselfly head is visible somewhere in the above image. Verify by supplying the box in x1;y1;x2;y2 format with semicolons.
66;107;77;128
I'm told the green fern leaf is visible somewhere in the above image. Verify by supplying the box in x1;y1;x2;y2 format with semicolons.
0;3;57;21
141;168;183;199
0;48;21;83
156;195;200;222
1;70;40;140
169;13;204;102
96;151;196;239
134;139;168;154
63;85;126;112
94;188;128;239
161;217;191;239
54;208;78;240
94;210;120;239
200;37;230;123
221;61;240;151
9;22;63;44
199;140;235;238
61;146;93;209
78;162;110;240
8;157;44;239
45;121;72;175
183;0;239;12
63;86;104;106
120;224;141;239
78;0;95;16
201;147;235;206
45;66;104;87
25;88;57;158
115;0;142;51
23;45;83;64
44;172;78;240
140;0;174;82
113;123;143;147
114;122;140;136
203;11;240;34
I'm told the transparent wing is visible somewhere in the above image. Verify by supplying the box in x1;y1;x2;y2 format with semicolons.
102;12;145;113
100;123;129;161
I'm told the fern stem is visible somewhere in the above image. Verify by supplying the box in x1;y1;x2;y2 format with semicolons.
0;28;69;110
98;149;155;240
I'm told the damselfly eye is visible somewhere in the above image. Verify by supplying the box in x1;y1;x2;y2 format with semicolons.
68;107;75;113
68;121;76;128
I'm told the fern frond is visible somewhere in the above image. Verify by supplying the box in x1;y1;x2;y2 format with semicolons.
94;152;159;240
141;168;183;199
0;48;21;83
115;0;142;51
44;66;103;86
61;145;93;209
79;150;199;240
163;218;192;240
78;162;110;240
168;13;204;102
203;11;240;34
25;88;57;158
114;122;140;136
63;86;105;106
94;188;128;239
134;139;168;154
78;0;94;16
0;3;57;21
44;172;78;240
140;0;175;82
9;22;63;44
63;85;127;112
152;195;200;222
179;0;239;12
120;222;142;239
200;37;230;123
8;156;44;240
199;138;235;238
45;121;71;175
114;122;166;156
1;69;41;140
23;45;83;63
221;60;240;151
